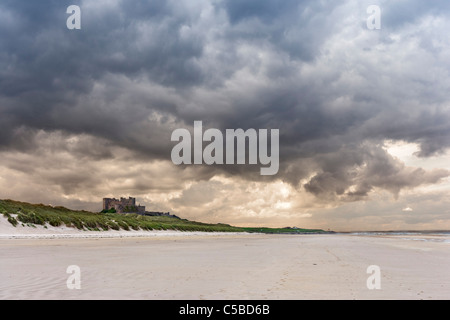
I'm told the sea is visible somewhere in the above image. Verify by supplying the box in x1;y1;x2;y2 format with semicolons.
346;231;450;243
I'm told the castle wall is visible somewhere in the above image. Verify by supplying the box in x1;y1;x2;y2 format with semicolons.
103;197;175;218
103;197;145;213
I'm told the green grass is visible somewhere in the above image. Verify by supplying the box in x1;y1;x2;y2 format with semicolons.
240;227;326;234
0;199;327;234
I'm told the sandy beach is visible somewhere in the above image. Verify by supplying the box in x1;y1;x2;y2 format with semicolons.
1;219;449;300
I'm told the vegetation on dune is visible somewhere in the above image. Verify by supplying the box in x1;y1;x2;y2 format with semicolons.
240;227;325;234
0;199;243;232
0;199;327;234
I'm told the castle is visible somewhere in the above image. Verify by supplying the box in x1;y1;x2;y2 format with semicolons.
102;197;177;218
103;197;146;214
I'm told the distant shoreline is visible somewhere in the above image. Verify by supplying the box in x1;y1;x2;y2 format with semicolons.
0;213;333;240
339;230;450;235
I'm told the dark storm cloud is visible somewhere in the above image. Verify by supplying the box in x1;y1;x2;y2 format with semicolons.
217;0;344;61
0;0;449;202
0;0;204;156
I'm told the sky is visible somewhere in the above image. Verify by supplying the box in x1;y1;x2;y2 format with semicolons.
0;0;449;231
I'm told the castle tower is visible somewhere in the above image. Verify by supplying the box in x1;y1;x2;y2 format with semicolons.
102;197;145;214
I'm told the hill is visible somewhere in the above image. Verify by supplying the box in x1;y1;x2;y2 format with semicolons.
0;199;327;234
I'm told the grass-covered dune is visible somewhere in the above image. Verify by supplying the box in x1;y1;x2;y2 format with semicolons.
0;199;327;234
240;227;327;234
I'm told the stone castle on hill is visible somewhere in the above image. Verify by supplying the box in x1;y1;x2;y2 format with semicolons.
103;197;146;214
102;197;178;218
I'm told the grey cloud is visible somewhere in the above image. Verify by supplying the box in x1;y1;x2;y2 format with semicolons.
0;0;210;160
1;0;449;209
218;0;346;61
303;144;449;201
381;0;450;29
